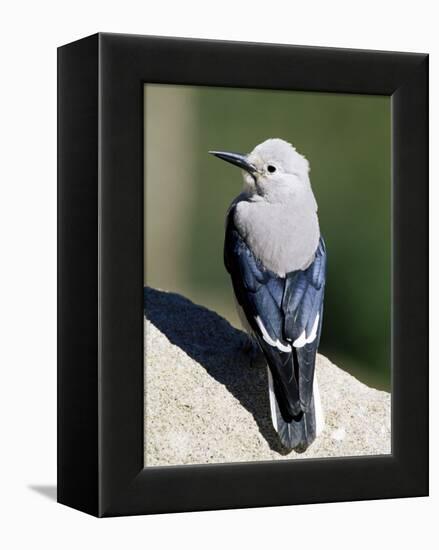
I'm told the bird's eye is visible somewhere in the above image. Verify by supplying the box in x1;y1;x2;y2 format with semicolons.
267;165;276;173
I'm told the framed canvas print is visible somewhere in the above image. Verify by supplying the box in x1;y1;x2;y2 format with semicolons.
58;33;428;517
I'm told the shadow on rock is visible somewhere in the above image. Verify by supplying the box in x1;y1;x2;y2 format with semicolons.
144;287;290;455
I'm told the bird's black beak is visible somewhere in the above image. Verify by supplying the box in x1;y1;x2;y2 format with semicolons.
209;150;257;176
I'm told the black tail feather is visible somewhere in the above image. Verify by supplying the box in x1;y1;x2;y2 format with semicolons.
268;368;317;451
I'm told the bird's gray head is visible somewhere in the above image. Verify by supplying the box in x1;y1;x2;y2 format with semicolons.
210;138;312;203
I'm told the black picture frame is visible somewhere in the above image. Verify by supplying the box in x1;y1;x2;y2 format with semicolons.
57;32;428;517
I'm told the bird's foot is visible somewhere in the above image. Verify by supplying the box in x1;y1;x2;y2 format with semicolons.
240;337;266;369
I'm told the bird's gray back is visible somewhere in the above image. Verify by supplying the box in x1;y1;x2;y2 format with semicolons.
233;194;320;277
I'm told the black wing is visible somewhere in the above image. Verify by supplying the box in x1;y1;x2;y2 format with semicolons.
224;205;326;421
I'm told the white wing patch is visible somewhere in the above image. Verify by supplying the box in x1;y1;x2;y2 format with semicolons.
255;316;291;352
293;314;320;348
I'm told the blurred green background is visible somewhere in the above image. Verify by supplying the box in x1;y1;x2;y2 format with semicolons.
144;84;390;390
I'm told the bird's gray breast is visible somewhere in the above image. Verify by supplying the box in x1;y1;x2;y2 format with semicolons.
233;198;320;276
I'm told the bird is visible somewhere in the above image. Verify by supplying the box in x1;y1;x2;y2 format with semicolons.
209;138;326;451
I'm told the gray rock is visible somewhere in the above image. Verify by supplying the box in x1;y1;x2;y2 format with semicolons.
144;287;391;466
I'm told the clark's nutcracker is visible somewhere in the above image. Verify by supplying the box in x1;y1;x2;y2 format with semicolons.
210;138;326;451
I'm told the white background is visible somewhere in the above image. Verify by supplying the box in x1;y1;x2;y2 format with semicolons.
0;1;436;548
